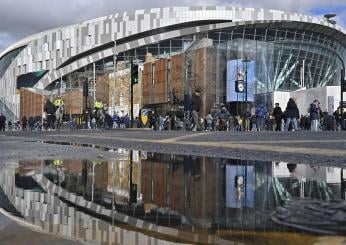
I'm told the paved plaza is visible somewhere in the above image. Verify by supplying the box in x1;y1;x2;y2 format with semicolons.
1;130;345;166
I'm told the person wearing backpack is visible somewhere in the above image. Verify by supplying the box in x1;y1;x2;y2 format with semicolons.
255;104;266;131
284;98;299;131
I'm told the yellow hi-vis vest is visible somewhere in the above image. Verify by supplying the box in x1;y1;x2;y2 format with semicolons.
94;101;104;109
54;99;64;107
53;160;63;166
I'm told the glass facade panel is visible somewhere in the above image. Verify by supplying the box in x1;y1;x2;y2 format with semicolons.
134;27;345;118
0;46;25;78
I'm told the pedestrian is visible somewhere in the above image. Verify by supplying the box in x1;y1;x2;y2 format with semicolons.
333;107;343;130
149;111;157;130
190;89;202;131
284;98;299;131
158;115;164;131
255;104;266;131
272;103;283;131
8;121;12;131
214;103;230;131
44;99;56;130
112;113;119;128
205;113;213;131
317;102;322;130
243;107;252;132
21;116;27;131
309;99;320;131
0;112;6;131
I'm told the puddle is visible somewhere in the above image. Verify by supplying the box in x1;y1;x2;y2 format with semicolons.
1;149;346;244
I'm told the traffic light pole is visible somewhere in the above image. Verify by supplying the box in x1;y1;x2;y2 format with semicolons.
341;68;345;129
130;60;134;128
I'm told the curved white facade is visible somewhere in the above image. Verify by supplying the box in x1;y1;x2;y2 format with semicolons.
1;6;345;119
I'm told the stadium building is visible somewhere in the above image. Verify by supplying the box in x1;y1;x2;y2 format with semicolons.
0;6;345;121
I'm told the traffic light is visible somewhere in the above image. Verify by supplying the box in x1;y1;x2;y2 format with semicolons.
131;64;139;84
342;69;345;92
83;82;89;97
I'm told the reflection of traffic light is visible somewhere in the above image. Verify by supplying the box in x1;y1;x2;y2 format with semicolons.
131;64;139;84
130;183;137;204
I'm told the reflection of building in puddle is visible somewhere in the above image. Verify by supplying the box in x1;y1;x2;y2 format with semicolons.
141;154;226;228
141;155;345;231
20;158;141;206
8;155;346;237
107;151;141;205
0;167;229;245
273;161;343;199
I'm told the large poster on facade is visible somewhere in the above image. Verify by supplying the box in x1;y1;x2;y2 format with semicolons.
226;163;254;208
226;59;255;102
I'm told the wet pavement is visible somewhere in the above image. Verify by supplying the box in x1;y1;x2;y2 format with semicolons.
1;146;346;244
1;130;346;165
0;130;346;244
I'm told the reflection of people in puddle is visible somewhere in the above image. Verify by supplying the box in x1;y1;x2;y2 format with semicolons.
191;156;201;180
184;156;201;180
287;163;297;175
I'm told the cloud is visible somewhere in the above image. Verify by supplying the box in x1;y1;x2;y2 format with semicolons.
0;0;345;52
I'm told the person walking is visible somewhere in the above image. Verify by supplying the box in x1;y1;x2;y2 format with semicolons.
243;107;252;132
333;107;343;130
0;112;6;131
309;99;320;131
44;99;56;130
149;111;157;130
190;89;202;131
272;103;283;131
284;98;299;131
21;116;27;131
255;104;266;131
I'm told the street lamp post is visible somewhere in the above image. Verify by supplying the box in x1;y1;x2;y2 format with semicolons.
323;13;345;128
60;68;63;95
341;68;345;129
93;62;96;104
242;58;251;115
245;60;248;111
113;40;117;116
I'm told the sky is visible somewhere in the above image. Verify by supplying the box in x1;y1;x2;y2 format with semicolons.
0;0;345;52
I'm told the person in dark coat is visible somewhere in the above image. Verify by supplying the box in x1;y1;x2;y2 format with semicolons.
190;90;202;131
149;111;157;130
272;103;283;131
44;99;56;130
284;98;299;131
21;116;27;131
104;113;113;129
0;112;6;131
309;99;320;131
333;107;343;130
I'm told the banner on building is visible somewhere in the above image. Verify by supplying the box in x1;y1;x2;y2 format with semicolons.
225;163;254;208
226;59;255;102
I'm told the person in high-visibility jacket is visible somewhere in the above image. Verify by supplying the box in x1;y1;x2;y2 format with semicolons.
53;159;63;166
94;101;104;110
54;97;64;107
